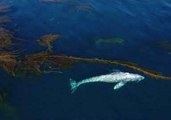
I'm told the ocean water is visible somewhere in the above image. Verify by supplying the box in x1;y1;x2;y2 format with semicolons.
0;0;171;119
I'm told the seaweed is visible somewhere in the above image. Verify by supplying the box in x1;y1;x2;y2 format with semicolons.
0;27;13;50
46;55;171;80
37;34;60;52
0;51;17;76
0;32;171;80
95;37;125;45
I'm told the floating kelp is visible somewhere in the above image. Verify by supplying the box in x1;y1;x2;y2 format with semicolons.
14;52;50;78
5;45;170;80
48;55;76;70
0;4;14;51
0;52;16;63
1;50;171;80
15;52;73;77
21;52;49;64
0;3;18;76
157;40;171;53
0;51;17;76
0;28;13;49
37;34;60;52
95;37;125;45
0;32;170;80
47;55;171;80
14;62;42;78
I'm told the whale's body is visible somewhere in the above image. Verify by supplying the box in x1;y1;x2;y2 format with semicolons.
70;71;144;93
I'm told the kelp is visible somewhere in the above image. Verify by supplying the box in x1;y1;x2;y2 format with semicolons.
14;51;171;80
2;48;171;80
0;4;13;50
37;34;60;52
95;37;125;45
14;62;42;78
0;32;171;80
0;52;16;63
0;28;13;50
46;55;171;80
0;51;17;76
47;55;76;70
14;52;50;77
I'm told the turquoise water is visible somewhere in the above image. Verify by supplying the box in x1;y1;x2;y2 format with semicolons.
0;0;171;119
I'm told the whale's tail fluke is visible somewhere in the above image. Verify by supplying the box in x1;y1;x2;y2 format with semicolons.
70;78;78;94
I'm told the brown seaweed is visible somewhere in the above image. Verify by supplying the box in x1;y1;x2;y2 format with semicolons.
0;51;17;76
47;55;171;80
37;34;60;52
0;28;13;49
13;52;49;77
1;50;171;80
0;31;171;81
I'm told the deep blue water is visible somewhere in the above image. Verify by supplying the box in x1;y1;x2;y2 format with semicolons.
1;0;171;119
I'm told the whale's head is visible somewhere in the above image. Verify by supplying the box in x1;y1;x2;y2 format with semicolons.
135;74;144;82
124;73;144;82
130;74;144;82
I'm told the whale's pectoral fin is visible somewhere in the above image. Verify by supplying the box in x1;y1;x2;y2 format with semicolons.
113;81;126;90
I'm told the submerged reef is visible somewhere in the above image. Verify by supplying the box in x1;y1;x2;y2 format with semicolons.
95;37;125;45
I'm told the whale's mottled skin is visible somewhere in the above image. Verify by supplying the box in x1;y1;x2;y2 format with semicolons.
70;71;144;93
